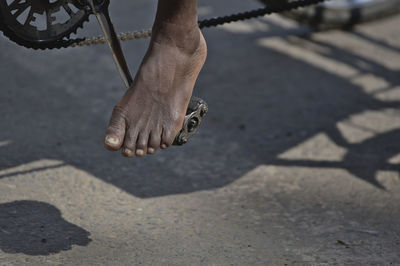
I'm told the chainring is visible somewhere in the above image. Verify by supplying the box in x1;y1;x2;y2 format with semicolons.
0;0;90;49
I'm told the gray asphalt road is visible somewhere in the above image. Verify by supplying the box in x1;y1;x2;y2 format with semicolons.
1;0;400;265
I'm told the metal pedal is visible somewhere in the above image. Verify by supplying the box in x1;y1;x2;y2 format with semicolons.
173;97;208;145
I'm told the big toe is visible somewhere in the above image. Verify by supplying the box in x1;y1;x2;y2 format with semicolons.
104;106;126;151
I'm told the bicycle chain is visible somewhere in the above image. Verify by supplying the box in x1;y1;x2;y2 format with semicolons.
70;0;325;47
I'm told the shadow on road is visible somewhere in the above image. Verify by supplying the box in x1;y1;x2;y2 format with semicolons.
0;201;91;255
0;14;399;197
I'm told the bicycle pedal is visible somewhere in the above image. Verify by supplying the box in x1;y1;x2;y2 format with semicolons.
173;96;208;146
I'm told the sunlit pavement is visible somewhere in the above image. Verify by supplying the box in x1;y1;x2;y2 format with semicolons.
1;1;400;264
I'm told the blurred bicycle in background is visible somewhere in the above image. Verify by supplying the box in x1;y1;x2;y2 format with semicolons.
260;0;400;29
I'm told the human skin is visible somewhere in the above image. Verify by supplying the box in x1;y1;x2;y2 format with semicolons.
104;0;207;157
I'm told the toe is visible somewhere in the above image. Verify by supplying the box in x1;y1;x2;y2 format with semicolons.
136;132;149;157
122;130;138;158
148;130;162;155
105;106;127;151
161;127;176;149
122;148;135;158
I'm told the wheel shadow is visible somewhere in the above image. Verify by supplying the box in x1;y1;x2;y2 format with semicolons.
0;13;399;198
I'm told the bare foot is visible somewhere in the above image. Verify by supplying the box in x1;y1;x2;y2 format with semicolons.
104;24;207;157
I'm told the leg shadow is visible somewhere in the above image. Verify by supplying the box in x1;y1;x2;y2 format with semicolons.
0;201;91;256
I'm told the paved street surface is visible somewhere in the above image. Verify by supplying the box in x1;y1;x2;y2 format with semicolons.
1;0;400;265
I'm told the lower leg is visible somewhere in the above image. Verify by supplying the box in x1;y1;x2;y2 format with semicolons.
104;0;207;157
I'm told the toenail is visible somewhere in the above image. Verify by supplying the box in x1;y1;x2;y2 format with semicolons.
136;149;145;156
105;136;120;146
148;147;155;154
123;149;134;157
161;144;168;149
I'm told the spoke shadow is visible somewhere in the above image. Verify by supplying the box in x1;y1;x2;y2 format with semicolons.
0;201;91;256
271;127;400;188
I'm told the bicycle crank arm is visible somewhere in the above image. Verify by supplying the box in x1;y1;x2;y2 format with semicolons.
87;0;207;146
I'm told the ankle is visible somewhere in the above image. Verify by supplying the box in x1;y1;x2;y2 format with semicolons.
151;22;202;54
